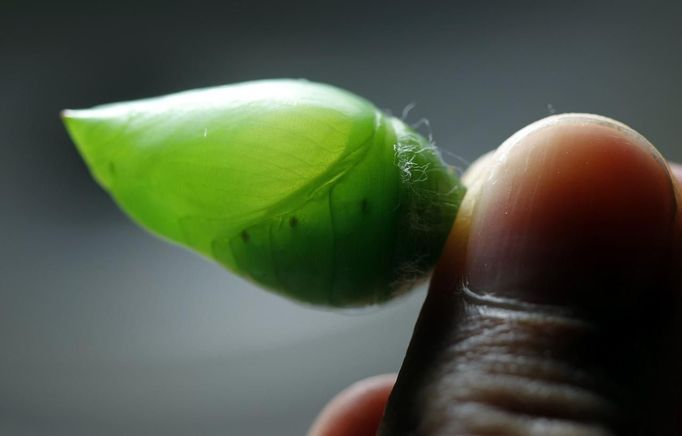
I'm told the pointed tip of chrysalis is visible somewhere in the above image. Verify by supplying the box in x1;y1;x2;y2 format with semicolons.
61;108;90;157
61;109;85;153
60;108;89;125
61;110;80;142
61;107;120;189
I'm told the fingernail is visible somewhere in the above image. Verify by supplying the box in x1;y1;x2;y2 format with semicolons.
670;162;682;183
464;114;677;307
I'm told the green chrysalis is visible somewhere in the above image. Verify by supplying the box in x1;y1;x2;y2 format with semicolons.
63;79;464;307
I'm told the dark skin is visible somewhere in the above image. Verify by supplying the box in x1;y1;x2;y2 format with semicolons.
309;114;682;436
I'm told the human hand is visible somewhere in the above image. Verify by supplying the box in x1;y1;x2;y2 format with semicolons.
309;114;682;436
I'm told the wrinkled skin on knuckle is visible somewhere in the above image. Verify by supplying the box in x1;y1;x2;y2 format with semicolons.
415;300;618;436
380;289;680;436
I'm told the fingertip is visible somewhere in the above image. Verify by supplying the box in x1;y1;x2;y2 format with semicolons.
308;374;397;436
439;113;678;307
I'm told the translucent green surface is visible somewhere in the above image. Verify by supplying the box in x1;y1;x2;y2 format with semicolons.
63;79;464;306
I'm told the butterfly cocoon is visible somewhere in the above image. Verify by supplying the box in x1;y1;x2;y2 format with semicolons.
63;79;464;307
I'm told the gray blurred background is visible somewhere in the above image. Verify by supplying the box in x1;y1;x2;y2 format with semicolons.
2;1;681;435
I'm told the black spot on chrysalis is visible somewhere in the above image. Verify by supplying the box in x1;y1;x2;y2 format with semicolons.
360;198;369;214
289;216;298;228
241;230;250;243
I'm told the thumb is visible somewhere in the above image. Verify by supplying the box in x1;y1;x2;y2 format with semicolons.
380;114;682;435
